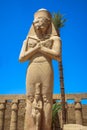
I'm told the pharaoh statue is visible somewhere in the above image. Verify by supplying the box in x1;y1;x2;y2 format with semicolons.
19;9;61;130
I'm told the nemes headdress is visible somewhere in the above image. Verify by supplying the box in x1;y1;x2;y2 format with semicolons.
27;8;58;38
34;8;52;20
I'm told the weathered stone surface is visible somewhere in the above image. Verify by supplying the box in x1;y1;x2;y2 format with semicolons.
0;101;6;130
0;94;87;129
10;100;18;130
75;101;83;125
63;124;87;130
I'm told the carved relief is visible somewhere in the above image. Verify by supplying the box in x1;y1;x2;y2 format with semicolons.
32;83;42;130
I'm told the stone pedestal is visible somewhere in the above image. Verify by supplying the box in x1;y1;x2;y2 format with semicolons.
63;124;87;130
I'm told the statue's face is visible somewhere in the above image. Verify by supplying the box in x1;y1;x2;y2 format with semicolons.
28;94;34;102
33;17;51;33
35;94;40;101
43;95;47;102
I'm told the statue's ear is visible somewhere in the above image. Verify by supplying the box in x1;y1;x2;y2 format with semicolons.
46;22;58;37
51;23;58;36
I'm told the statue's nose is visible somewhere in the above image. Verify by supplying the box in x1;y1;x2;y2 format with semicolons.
37;25;40;29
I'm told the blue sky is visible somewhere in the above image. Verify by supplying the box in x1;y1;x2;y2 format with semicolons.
0;0;87;94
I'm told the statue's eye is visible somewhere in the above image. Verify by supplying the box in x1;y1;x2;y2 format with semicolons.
33;20;39;25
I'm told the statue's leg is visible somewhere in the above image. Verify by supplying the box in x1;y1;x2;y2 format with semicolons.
24;98;35;130
25;63;41;130
42;93;53;130
40;62;53;130
36;113;41;130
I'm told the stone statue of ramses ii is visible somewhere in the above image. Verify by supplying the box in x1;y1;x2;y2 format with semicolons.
19;8;61;130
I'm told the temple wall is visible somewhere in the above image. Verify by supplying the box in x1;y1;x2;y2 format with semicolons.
0;93;87;130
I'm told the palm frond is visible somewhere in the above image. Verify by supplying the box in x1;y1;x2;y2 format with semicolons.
52;12;66;31
52;103;62;124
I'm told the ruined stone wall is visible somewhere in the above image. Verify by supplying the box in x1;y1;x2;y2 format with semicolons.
66;104;87;125
4;100;25;130
0;94;87;130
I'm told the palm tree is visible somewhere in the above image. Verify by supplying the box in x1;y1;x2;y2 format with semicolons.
52;103;62;130
52;12;66;126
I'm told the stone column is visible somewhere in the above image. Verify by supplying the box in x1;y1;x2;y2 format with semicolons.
10;100;18;130
75;100;83;125
0;101;6;130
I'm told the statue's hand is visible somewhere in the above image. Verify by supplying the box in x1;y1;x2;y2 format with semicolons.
40;39;53;49
35;43;41;49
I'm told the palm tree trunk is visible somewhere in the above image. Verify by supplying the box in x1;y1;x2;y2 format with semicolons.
52;12;66;128
58;31;66;126
59;60;66;126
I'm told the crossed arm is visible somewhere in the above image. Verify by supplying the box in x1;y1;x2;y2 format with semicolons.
39;36;61;61
19;39;40;62
19;36;61;62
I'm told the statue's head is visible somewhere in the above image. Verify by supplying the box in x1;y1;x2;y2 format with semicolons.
28;9;58;39
35;94;40;101
33;9;52;34
27;94;34;103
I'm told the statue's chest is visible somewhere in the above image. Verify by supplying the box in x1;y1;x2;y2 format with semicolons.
27;37;53;49
41;40;53;48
